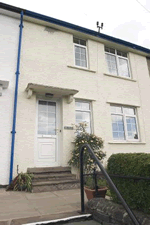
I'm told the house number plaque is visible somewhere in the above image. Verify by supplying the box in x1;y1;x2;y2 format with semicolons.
64;126;73;130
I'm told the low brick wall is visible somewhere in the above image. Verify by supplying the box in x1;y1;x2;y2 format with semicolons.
85;198;150;225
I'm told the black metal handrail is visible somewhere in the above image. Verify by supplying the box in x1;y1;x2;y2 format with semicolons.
80;144;140;225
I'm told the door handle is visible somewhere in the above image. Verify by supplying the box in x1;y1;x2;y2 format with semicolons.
55;128;61;134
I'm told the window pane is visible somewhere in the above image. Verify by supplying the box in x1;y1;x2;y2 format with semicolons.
117;50;127;58
48;123;56;135
105;47;115;54
82;102;90;110
75;52;80;60
75;59;80;66
48;102;56;113
38;123;48;135
118;58;130;77
111;106;122;114
122;52;127;57
48;113;56;123
106;54;117;75
80;39;86;46
38;101;47;112
38;112;48;123
123;107;135;115
75;101;82;110
81;47;86;54
38;101;56;135
75;101;90;111
105;47;109;52
73;37;79;44
75;46;80;53
75;46;87;68
111;115;125;140
75;103;91;133
110;48;115;54
126;116;138;139
81;54;86;60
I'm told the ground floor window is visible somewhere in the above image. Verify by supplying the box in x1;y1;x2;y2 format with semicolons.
75;100;91;133
111;105;139;141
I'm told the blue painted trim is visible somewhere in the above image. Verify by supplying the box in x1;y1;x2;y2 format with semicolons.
1;2;150;54
9;11;24;184
25;10;150;54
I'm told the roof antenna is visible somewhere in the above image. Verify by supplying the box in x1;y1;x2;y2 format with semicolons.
97;22;103;33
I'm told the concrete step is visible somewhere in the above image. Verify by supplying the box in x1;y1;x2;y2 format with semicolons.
32;179;80;186
33;173;76;182
27;166;71;174
32;179;80;193
27;166;79;193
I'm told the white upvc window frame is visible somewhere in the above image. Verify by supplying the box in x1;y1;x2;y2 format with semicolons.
105;47;131;78
75;100;92;134
73;38;88;69
111;105;139;142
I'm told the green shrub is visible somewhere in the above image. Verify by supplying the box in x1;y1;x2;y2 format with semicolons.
107;153;150;213
68;122;105;173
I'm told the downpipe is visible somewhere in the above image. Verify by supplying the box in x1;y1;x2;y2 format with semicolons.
9;11;24;184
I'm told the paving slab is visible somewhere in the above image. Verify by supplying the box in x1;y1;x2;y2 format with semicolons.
0;188;87;225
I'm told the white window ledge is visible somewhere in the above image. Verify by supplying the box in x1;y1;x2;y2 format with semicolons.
108;141;146;144
67;65;96;73
104;73;136;82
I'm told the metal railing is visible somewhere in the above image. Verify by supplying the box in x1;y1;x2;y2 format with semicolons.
80;144;140;225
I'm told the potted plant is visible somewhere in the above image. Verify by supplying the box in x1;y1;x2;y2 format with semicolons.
84;175;108;200
68;122;106;198
6;172;34;192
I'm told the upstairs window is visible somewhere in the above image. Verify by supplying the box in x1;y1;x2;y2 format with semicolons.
73;37;87;68
111;105;139;141
105;47;130;78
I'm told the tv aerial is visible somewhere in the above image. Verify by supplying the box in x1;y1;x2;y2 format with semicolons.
96;22;103;33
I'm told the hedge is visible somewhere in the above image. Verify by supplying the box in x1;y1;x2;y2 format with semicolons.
107;153;150;213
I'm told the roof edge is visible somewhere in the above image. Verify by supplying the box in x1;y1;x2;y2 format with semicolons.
1;2;150;54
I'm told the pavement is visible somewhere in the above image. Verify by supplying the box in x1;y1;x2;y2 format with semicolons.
0;188;88;225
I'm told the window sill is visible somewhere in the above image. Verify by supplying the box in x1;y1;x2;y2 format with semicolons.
108;141;146;144
67;65;96;73
104;73;136;82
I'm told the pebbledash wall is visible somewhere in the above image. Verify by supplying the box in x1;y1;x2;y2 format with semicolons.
0;14;20;185
14;19;150;177
1;7;150;184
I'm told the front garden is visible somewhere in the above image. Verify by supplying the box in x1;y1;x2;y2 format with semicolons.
68;122;150;224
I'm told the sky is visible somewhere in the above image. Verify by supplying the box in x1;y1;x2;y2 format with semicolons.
2;0;150;49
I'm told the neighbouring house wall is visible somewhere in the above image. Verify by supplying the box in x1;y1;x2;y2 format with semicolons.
12;20;150;177
146;58;150;76
0;15;19;185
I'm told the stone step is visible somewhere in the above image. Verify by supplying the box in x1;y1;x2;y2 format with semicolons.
33;173;76;182
27;166;71;174
32;179;80;186
32;179;80;193
27;166;79;193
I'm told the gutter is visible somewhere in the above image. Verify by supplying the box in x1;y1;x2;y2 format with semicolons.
1;2;150;55
9;10;24;184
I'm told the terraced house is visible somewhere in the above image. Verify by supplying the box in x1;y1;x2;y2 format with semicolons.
1;2;150;188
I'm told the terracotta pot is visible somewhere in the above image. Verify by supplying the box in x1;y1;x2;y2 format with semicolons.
84;186;108;200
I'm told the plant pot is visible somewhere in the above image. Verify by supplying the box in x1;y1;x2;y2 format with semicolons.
84;186;108;200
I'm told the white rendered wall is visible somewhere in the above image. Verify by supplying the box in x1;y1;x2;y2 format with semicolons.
0;14;19;184
13;20;150;177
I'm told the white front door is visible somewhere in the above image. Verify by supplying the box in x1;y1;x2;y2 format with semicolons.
36;100;60;167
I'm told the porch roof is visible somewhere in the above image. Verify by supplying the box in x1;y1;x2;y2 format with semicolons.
25;83;79;101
